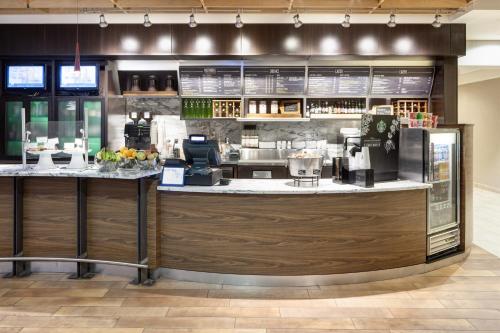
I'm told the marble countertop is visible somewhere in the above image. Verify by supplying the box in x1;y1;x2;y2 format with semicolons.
158;179;431;195
0;165;161;180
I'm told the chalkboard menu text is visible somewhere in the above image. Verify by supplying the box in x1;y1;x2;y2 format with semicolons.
308;67;370;96
244;67;305;95
180;66;241;96
370;67;434;96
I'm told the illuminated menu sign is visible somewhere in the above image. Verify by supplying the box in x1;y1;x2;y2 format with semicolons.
244;67;305;95
308;67;370;96
180;66;241;96
370;67;435;96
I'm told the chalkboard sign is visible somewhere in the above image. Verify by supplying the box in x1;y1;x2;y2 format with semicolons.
244;67;305;95
180;66;241;96
308;67;370;96
370;67;434;96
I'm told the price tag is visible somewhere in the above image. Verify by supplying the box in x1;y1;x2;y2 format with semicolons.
161;167;185;186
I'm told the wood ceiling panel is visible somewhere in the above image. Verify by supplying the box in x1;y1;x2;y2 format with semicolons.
380;0;468;9
29;0;114;8
0;0;27;9
205;0;290;9
116;0;202;8
293;0;379;10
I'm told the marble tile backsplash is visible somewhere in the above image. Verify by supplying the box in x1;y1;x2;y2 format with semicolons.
108;97;360;148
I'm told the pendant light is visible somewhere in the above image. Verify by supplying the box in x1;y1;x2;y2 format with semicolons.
387;11;397;28
144;12;152;28
293;12;303;29
74;0;80;73
189;9;197;28
235;9;244;29
99;13;108;28
341;11;351;28
432;11;442;28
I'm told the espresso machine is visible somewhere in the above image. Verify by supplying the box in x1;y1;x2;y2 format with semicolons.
124;111;152;150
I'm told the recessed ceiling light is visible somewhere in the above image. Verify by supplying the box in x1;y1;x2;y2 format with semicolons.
99;13;108;28
387;11;397;28
293;13;303;29
235;10;244;29
189;9;197;28
143;12;152;28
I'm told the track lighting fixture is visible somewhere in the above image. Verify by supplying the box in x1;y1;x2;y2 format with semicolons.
432;12;442;28
99;13;108;28
143;12;152;28
293;13;303;29
189;9;197;28
341;12;351;28
235;10;244;29
387;11;396;28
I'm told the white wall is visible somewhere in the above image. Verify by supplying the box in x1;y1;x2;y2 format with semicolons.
458;77;500;191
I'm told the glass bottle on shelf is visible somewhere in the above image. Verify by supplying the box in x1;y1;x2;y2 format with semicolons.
235;102;241;118
214;101;220;118
228;102;233;118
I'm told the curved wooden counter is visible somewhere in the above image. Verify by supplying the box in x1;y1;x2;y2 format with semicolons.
158;180;430;276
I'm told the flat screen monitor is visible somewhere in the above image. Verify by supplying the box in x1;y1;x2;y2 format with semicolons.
6;65;46;89
58;65;99;90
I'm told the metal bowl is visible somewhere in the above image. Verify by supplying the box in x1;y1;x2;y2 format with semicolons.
287;155;324;178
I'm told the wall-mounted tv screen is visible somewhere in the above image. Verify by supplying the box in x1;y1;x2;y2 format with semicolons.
58;65;99;90
6;65;46;89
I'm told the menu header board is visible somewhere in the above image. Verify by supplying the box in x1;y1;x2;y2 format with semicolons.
370;67;435;96
179;66;241;96
244;67;305;96
308;67;370;96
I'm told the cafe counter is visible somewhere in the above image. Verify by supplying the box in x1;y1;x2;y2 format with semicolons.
0;165;161;284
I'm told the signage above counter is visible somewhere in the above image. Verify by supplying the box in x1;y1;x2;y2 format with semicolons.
308;67;370;97
244;67;306;96
370;67;435;96
179;66;241;96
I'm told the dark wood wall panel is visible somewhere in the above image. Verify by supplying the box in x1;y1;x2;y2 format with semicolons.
0;24;465;57
23;177;77;258
87;179;137;264
160;190;427;275
0;178;13;257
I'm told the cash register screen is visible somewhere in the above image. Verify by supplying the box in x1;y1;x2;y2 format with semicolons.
183;135;221;167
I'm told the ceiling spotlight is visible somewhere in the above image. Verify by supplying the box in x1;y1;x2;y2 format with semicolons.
341;13;351;28
387;11;396;28
235;10;244;29
293;13;303;29
143;12;152;28
189;9;197;28
98;13;108;28
432;12;442;28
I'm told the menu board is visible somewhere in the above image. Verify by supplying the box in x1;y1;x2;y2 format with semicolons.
179;66;241;96
244;67;305;95
370;67;434;96
308;67;370;96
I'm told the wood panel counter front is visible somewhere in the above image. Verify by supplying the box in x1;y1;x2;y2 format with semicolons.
160;187;428;276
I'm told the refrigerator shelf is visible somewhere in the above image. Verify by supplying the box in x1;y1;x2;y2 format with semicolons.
429;179;450;184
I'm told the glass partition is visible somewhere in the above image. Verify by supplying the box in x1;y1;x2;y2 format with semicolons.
5;101;24;156
83;100;102;157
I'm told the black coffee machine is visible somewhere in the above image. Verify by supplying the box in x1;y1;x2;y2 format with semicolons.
124;111;152;150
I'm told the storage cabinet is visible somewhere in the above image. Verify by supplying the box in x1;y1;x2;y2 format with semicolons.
2;98;49;158
56;97;104;157
237;165;288;179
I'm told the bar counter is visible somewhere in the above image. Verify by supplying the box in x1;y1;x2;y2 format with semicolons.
0;165;161;284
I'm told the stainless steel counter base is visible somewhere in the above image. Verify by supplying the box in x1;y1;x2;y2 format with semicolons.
159;250;470;287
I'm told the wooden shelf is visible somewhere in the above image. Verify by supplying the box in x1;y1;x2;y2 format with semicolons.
237;118;310;123
123;91;178;97
309;114;364;120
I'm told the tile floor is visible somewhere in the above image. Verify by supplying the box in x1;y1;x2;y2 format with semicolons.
0;188;499;332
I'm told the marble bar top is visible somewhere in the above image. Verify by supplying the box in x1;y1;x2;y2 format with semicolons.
0;165;161;180
158;179;431;195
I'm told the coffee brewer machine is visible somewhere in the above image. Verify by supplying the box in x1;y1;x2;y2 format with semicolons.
124;111;152;150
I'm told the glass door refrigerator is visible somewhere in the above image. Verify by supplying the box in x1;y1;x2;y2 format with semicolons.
2;98;49;158
399;128;460;258
56;97;104;157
